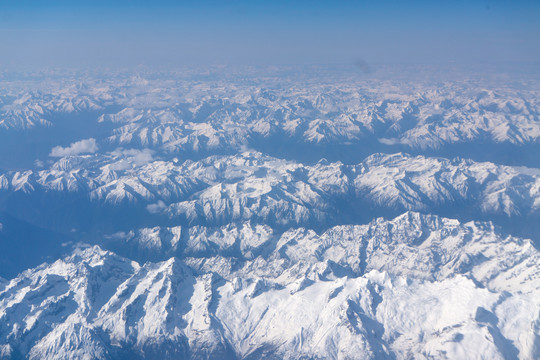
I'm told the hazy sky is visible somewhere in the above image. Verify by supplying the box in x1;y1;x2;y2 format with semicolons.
1;0;539;68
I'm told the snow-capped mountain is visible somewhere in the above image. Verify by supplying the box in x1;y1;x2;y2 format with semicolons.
1;68;539;167
98;85;540;151
0;213;537;359
105;211;540;293
0;66;539;359
0;84;111;131
1;151;539;241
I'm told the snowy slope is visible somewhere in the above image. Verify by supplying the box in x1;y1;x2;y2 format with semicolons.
2;152;539;232
0;85;111;131
0;213;538;359
0;67;539;360
1;69;539;156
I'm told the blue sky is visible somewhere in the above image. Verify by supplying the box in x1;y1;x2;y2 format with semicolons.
0;0;539;68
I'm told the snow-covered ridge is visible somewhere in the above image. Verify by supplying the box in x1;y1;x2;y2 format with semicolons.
0;212;538;359
1;152;539;229
1;67;539;360
0;84;112;131
1;70;539;154
105;222;274;261
99;86;540;152
107;211;540;293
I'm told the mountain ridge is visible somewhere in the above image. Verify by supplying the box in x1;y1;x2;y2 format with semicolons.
0;212;538;359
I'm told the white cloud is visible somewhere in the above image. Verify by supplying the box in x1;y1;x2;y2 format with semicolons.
50;138;98;157
122;148;154;165
378;137;402;146
109;148;155;170
147;200;167;214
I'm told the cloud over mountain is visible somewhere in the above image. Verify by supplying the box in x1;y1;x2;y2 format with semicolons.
50;138;99;157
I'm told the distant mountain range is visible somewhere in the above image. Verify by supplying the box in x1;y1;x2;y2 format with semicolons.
0;67;538;359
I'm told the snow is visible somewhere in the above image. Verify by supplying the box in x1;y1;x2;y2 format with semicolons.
0;67;539;359
0;213;538;359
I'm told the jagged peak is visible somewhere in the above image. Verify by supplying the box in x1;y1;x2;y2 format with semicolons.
66;245;138;271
